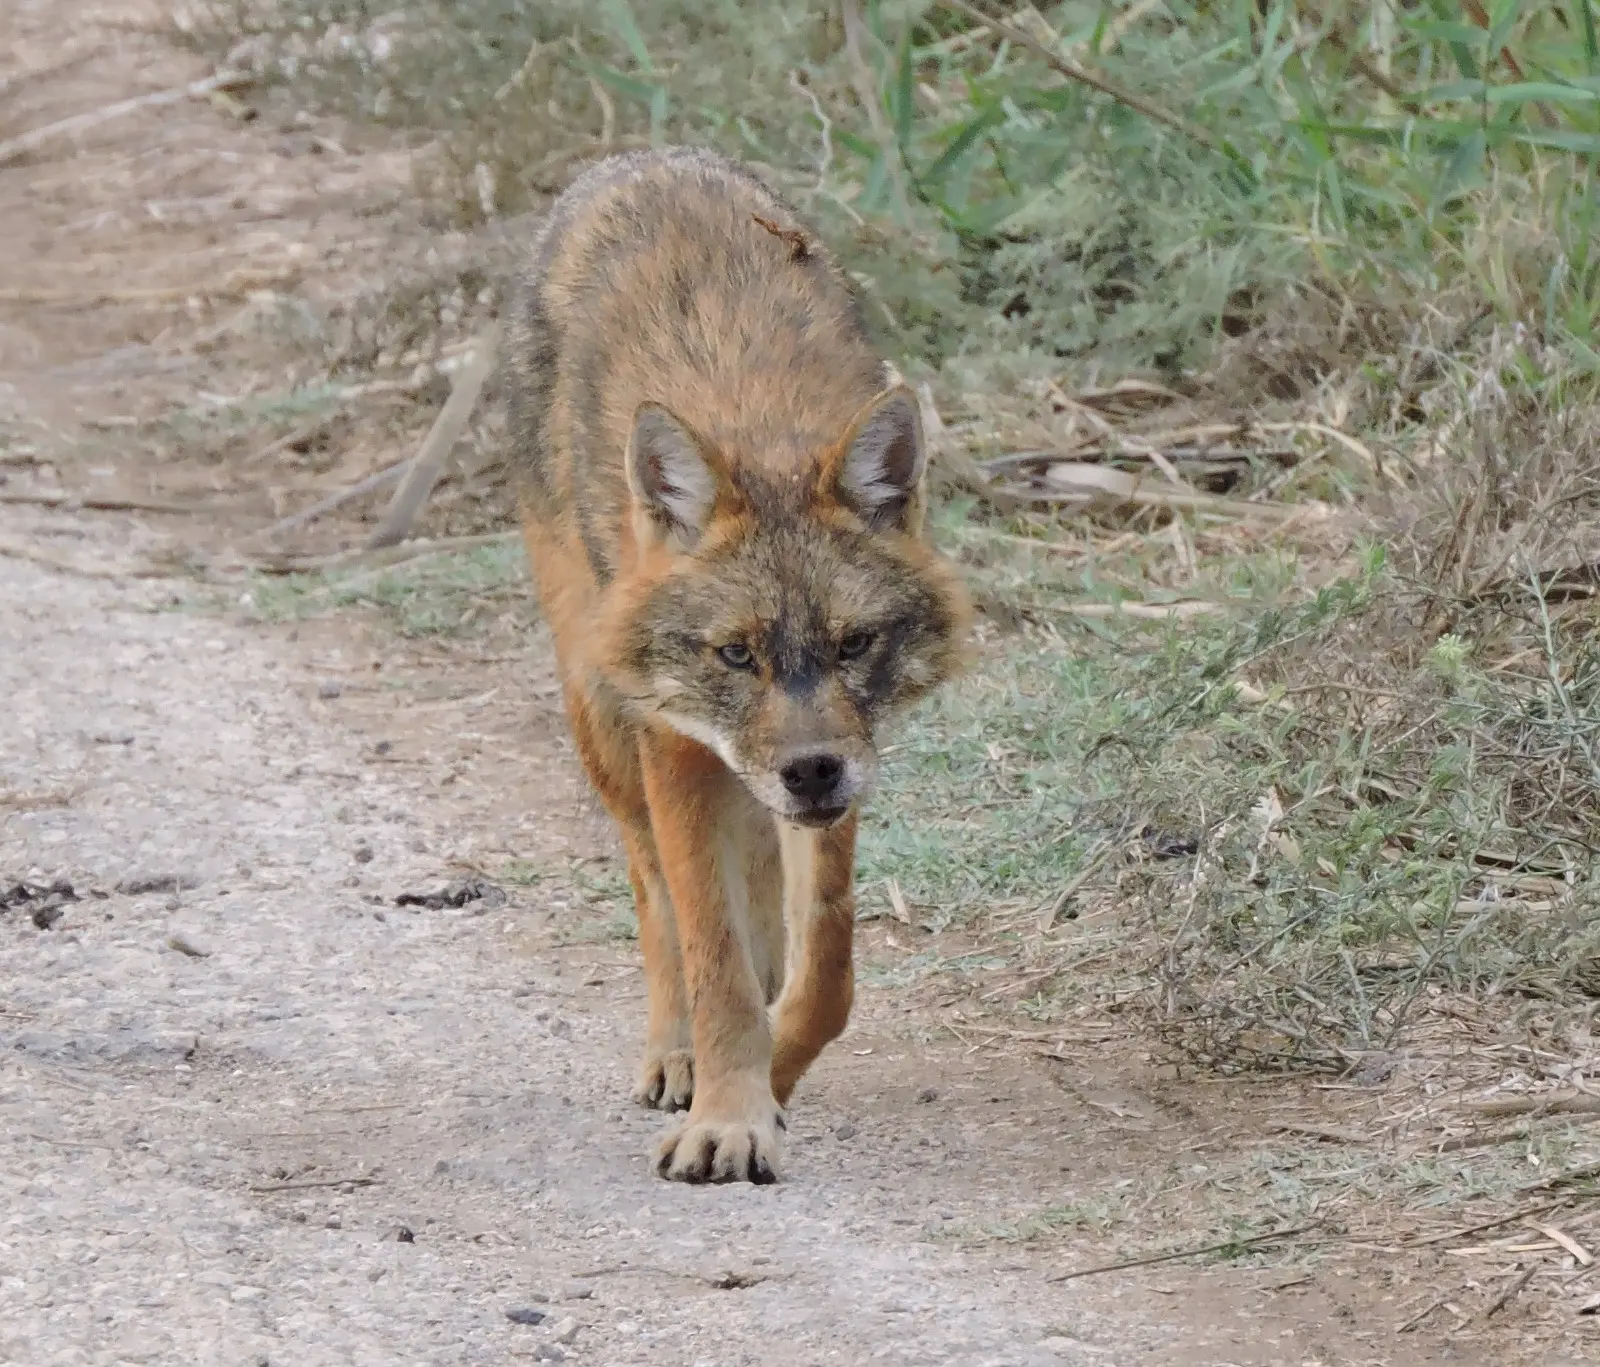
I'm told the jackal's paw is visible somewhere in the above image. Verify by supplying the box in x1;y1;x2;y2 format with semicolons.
633;1046;694;1112
654;1108;784;1185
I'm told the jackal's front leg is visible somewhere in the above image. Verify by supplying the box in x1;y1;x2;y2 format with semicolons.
770;816;857;1106
622;831;694;1112
639;730;782;1184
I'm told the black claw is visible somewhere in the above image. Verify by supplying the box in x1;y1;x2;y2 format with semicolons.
748;1151;777;1185
687;1135;715;1183
773;1110;787;1132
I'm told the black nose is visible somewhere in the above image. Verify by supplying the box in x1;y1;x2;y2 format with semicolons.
780;752;845;804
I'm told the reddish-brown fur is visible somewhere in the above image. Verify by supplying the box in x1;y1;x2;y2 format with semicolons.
507;148;970;1183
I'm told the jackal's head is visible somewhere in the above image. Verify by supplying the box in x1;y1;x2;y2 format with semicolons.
602;386;971;828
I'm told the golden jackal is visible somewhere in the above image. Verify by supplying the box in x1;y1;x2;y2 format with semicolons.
507;147;970;1184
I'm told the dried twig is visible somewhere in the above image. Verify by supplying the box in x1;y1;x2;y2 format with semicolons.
252;531;518;577
0;492;196;514
1528;1221;1594;1267
1481;1261;1538;1319
0;270;296;307
249;1176;379;1194
0;70;251;167
1397;1293;1457;1333
1404;1200;1569;1248
914;382;1026;511
933;0;1222;153
252;463;407;542
1047;1225;1319;1283
995;481;1301;520
367;327;499;549
1061;599;1222;621
1466;1093;1600;1120
1038;838;1113;931
0;535;169;580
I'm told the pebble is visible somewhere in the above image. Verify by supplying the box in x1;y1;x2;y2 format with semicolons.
505;1307;545;1326
550;1316;579;1344
532;1348;565;1363
317;681;342;699
563;1280;593;1300
916;1087;938;1103
353;844;374;864
230;1285;266;1302
166;932;211;959
834;1122;856;1141
324;1213;342;1229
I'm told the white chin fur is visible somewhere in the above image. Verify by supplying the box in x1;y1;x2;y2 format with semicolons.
655;710;741;772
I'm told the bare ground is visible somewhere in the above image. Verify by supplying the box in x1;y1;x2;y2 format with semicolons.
1;5;1593;1365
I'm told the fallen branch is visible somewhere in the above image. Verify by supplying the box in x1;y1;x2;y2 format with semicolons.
367;326;500;550
0;70;251;167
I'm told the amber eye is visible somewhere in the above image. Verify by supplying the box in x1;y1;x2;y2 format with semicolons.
838;630;875;661
717;642;755;670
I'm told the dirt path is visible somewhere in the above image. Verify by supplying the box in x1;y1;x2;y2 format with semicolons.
0;7;1545;1366
2;521;1402;1367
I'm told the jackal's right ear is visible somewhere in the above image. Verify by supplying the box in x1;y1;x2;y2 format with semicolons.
625;403;720;550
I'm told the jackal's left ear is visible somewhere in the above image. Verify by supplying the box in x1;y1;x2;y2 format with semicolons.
830;386;927;535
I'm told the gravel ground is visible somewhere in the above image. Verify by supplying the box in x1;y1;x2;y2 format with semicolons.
0;542;1173;1367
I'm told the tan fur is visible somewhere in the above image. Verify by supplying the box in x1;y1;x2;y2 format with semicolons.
507;148;971;1183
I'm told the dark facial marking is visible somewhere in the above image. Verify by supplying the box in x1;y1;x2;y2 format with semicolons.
767;615;825;698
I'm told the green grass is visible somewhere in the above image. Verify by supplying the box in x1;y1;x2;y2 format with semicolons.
866;483;1600;1069
239;541;530;637
184;1;1600;380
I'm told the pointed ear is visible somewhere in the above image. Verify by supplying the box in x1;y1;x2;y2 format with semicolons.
625;403;721;549
830;386;927;535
